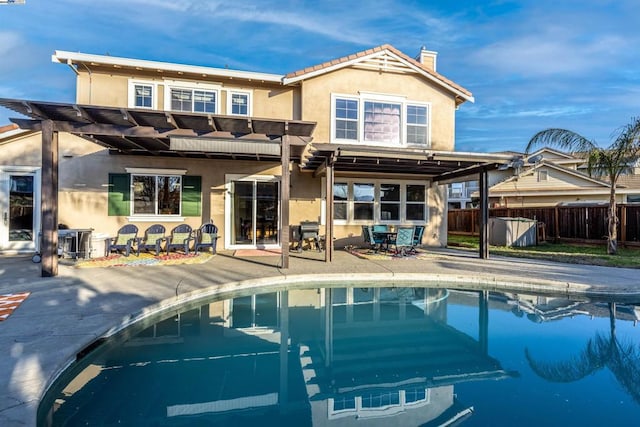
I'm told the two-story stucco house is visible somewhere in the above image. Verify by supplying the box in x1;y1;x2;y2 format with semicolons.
0;44;511;271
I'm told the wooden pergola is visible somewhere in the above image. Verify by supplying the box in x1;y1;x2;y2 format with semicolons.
0;98;514;277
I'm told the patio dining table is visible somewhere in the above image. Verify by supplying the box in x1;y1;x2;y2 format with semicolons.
373;231;397;252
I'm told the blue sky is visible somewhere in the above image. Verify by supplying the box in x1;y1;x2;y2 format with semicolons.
0;0;638;153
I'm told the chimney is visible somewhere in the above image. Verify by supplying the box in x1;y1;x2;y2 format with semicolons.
416;46;437;72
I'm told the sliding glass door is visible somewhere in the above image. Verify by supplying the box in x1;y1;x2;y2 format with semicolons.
229;178;279;248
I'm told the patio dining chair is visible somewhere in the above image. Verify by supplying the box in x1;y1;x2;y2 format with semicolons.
165;224;194;255
135;224;166;256
362;225;386;253
411;225;425;254
193;222;219;254
106;224;138;257
392;226;416;257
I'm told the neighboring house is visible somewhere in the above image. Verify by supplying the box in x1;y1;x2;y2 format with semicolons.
0;44;511;258
463;147;640;208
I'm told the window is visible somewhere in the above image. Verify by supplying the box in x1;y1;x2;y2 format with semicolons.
406;104;428;145
406;185;426;221
334;182;348;220
332;94;431;146
538;170;549;181
108;171;201;219
331;397;356;412
229;92;250;116
171;88;216;113
404;388;428;404
353;183;374;220
128;80;156;109
194;90;216;113
364;101;401;143
380;184;400;221
332;181;427;223
134;84;153;108
132;174;181;215
361;391;400;408
335;98;358;140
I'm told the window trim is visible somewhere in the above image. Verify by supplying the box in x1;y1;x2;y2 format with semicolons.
162;80;221;113
331;92;431;147
226;89;253;116
128;80;158;109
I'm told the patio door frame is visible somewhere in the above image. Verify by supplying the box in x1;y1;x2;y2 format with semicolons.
0;166;41;254
224;173;281;250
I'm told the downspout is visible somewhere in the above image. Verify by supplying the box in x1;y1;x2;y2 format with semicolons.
65;60;92;103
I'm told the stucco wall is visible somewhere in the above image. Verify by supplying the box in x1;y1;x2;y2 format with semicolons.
299;67;457;150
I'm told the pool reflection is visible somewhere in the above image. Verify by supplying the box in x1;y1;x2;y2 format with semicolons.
41;287;640;426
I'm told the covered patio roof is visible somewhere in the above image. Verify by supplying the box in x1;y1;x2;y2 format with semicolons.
0;98;316;160
301;143;515;182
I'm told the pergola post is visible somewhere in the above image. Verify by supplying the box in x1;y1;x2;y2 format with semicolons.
41;120;59;277
280;134;290;269
325;158;334;263
479;168;489;259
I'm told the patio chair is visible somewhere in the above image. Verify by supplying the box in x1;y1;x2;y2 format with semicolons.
362;225;386;253
165;224;194;255
193;222;219;254
392;226;415;257
135;224;166;256
105;224;138;257
411;225;425;254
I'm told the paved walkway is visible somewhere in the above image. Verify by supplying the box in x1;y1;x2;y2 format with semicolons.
1;248;640;426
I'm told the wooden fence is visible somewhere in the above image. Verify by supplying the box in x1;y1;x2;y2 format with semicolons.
448;205;640;245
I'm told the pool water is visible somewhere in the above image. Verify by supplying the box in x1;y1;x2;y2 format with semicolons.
39;286;640;426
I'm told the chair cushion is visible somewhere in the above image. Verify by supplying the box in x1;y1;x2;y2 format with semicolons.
115;233;136;246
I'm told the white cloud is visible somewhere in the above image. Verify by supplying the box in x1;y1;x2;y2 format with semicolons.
0;31;22;56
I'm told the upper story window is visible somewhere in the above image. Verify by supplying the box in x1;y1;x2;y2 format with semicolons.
364;102;401;144
128;80;156;109
228;91;251;116
163;80;221;114
335;98;358;140
332;93;430;146
406;105;428;145
171;88;216;113
135;84;153;108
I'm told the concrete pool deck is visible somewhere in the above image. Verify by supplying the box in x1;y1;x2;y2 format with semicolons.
1;247;640;426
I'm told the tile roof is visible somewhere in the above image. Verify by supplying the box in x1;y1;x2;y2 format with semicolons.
284;44;472;98
0;123;18;134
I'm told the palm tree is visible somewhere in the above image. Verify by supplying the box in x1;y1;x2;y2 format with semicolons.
525;118;640;254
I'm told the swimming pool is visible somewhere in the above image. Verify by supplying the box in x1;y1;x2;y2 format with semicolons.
39;284;640;426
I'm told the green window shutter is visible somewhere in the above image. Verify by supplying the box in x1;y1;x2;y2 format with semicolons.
182;175;202;217
108;173;131;216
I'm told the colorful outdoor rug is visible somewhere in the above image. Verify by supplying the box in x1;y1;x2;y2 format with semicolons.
233;249;282;257
0;292;30;321
75;252;213;268
346;247;430;261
